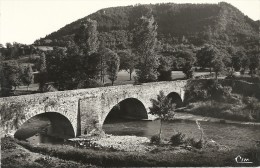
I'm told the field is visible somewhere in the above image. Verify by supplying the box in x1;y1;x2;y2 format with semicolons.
14;70;210;92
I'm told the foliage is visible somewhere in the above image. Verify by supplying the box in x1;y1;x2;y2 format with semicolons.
150;135;161;144
117;50;136;80
77;78;103;89
231;50;246;72
39;52;47;92
249;54;260;76
1;60;21;93
188;100;256;122
45;47;68;90
186;138;203;149
211;52;225;79
243;97;260;121
133;15;159;83
41;2;258;51
158;56;172;81
149;91;176;138
196;45;226;79
74;19;99;55
179;51;196;79
170;132;186;146
0;102;26;129
106;50;120;85
21;64;34;89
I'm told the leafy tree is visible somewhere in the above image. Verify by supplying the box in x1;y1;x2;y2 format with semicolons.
240;53;249;75
39;52;47;72
117;50;136;80
2;61;21;92
230;50;246;72
158;56;172;81
149;91;176;139
106;50;120;85
179;51;196;79
85;19;99;55
212;54;225;79
98;43;110;83
133;15;159;83
39;52;47;92
74;19;99;55
196;45;217;72
249;54;260;77
22;64;34;90
46;47;69;90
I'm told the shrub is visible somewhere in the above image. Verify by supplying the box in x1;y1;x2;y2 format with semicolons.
170;132;186;146
150;135;161;145
77;79;103;89
186;138;203;149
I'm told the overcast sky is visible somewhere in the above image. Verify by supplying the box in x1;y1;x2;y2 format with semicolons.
1;0;259;45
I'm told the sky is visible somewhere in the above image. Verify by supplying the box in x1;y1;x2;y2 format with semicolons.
1;0;260;45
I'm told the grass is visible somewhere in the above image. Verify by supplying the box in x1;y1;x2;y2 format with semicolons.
1;137;95;168
186;101;254;122
6;137;258;167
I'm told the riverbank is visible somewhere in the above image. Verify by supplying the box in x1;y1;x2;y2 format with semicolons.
174;112;260;126
1;137;96;168
2;136;259;167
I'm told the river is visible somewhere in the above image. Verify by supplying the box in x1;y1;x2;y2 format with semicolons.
17;117;260;149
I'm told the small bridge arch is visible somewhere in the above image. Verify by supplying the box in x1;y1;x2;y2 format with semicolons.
166;92;183;108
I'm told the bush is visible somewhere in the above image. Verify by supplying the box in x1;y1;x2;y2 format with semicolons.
77;79;103;89
186;138;203;149
170;132;185;146
150;135;161;145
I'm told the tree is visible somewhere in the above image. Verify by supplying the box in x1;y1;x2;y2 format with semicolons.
98;43;110;83
196;45;217;72
46;47;68;90
22;64;34;90
149;91;175;139
133;15;159;83
118;50;136;80
2;60;21;92
74;19;99;55
39;52;47;92
106;50;120;86
158;56;172;81
179;51;196;79
240;53;249;75
212;54;225;79
249;54;260;77
85;19;99;55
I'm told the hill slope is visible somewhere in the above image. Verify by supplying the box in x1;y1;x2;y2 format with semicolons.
37;2;259;48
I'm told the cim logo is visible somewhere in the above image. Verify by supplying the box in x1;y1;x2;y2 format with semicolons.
235;155;253;164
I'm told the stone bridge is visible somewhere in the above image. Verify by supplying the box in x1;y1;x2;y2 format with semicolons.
0;80;187;138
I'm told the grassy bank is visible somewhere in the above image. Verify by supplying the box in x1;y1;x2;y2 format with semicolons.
1;137;95;168
185;101;255;122
2;137;259;167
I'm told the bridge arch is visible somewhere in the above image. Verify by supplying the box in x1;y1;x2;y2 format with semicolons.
14;112;75;140
103;98;148;124
166;92;183;108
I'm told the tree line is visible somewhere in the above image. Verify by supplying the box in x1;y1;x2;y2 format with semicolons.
1;12;260;97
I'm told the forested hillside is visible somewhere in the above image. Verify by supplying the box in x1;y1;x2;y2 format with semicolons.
36;2;259;48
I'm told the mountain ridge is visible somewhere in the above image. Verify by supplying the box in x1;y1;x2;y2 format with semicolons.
36;2;259;48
